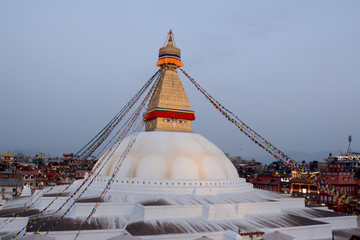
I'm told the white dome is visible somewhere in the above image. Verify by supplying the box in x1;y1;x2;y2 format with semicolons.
94;132;239;180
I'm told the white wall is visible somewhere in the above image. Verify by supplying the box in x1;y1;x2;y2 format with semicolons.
238;202;281;218
42;229;123;240
39;197;74;214
204;204;238;220
268;224;333;240
0;217;28;238
140;231;226;240
74;202;136;217
136;204;204;220
92;178;253;196
314;215;357;230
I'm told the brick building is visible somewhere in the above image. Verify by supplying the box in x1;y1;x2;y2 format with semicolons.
319;164;358;213
290;171;320;205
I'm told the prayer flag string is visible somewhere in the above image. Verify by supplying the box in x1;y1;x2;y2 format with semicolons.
180;68;360;208
73;69;164;240
12;69;164;239
77;68;163;160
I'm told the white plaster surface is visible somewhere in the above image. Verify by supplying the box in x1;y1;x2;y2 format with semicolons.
204;204;239;220
135;204;204;220
94;132;239;180
74;202;136;217
43;229;124;240
238;202;281;218
314;215;358;230
0;217;28;232
269;224;333;240
39;197;74;213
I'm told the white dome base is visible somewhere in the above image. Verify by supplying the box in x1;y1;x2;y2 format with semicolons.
90;177;252;195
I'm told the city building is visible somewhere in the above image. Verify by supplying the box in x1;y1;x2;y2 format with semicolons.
15;163;40;189
0;170;22;204
15;153;32;163
337;153;360;171
45;154;95;185
290;170;320;205
233;158;263;181
251;174;291;194
319;164;358;213
250;174;281;192
0;151;16;163
34;152;49;166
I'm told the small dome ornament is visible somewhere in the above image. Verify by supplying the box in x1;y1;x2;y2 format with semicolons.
156;30;184;68
20;185;32;197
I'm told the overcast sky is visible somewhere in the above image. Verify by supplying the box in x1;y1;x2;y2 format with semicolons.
1;1;359;161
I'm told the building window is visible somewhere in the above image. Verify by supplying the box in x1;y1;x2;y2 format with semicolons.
165;119;172;123
30;175;34;180
178;120;185;124
24;175;28;180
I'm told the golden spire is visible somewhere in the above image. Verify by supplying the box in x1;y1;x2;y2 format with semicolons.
145;31;195;132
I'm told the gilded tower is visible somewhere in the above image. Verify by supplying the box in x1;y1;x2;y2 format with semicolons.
144;30;195;132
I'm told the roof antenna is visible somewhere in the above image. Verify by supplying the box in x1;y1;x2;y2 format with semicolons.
347;135;352;154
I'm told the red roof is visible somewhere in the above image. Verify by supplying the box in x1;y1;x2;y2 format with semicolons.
20;170;38;175
251;175;281;185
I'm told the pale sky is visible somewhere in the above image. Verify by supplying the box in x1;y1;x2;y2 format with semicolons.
1;1;359;161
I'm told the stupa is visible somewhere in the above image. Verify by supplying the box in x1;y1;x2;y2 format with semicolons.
0;31;359;240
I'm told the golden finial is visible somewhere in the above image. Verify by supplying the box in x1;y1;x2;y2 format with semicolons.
157;30;183;68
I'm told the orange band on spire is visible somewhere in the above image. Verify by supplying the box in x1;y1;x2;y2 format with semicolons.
156;58;184;67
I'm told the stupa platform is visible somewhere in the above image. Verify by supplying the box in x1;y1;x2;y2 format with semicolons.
0;184;358;240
